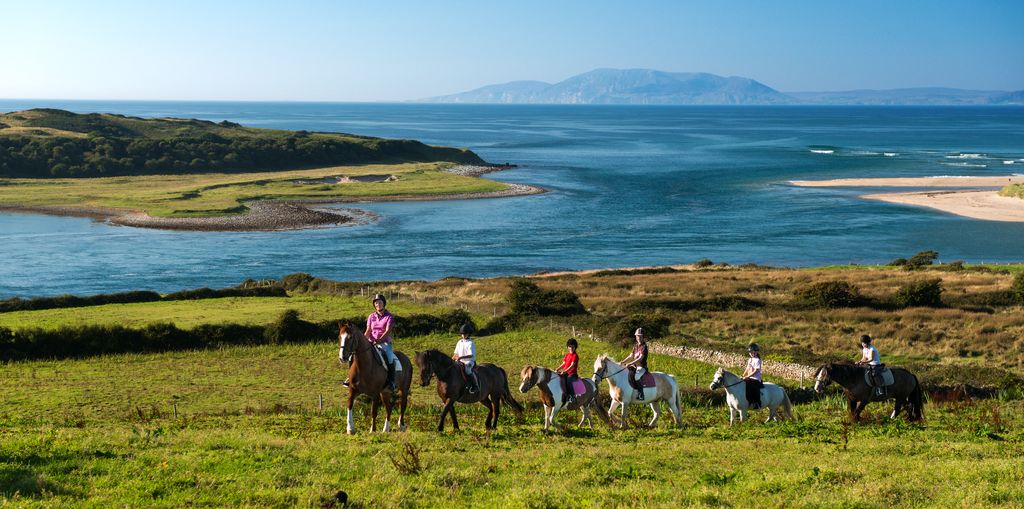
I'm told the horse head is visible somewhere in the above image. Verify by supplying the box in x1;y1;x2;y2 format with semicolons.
814;364;832;393
709;367;727;390
338;322;361;363
519;366;538;393
415;349;445;387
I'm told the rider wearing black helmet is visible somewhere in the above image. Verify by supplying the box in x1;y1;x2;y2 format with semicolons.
453;323;479;394
740;343;764;409
555;338;580;405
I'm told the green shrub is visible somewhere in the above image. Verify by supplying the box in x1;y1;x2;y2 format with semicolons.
507;280;586;316
906;250;939;269
620;296;763;314
888;258;908;267
1012;273;1024;304
264;309;322;344
693;258;714;268
793;281;862;309
893;279;943;308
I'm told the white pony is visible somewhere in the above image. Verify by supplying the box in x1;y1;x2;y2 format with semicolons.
709;367;794;426
518;365;608;430
592;354;681;428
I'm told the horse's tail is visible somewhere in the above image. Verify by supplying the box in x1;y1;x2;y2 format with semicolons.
909;374;925;422
497;367;525;414
781;389;795;421
588;379;611;424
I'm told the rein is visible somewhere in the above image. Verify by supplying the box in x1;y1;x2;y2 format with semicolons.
592;362;629;383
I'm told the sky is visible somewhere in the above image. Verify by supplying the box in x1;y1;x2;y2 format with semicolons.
1;0;1022;101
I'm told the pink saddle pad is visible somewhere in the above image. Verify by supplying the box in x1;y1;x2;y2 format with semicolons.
640;371;656;388
572;379;588;394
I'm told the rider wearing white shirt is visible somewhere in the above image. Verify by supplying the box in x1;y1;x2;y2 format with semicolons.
453;324;479;394
858;334;884;396
740;343;764;409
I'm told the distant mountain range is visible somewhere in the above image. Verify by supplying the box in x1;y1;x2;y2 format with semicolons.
420;69;1024;106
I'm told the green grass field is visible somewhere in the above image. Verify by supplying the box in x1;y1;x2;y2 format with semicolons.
0;162;508;218
0;295;447;331
2;326;1022;508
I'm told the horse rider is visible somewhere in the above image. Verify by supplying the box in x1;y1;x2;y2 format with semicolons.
857;334;884;396
621;327;649;401
344;293;398;390
740;343;764;409
555;338;580;405
453;323;479;394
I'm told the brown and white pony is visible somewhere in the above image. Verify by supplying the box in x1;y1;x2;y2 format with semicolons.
338;323;413;434
518;365;609;430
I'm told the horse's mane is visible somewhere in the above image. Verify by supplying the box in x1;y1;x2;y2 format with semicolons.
422;348;455;366
821;362;861;379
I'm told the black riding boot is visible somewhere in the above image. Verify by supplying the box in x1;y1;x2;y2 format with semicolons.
468;372;479;394
387;362;397;391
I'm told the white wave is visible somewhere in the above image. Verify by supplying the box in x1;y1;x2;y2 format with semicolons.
940;162;987;168
926;175;978;178
883;152;898;157
809;149;834;154
1004;160;1016;165
945;153;985;159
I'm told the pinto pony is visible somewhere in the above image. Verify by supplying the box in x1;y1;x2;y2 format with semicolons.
814;363;924;422
415;349;523;432
592;354;682;428
338;323;413;434
709;368;794;426
518;365;609;430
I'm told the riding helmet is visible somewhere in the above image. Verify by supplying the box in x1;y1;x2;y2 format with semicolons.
634;327;644;337
747;343;760;352
372;293;387;306
566;338;579;349
860;334;872;345
459;323;475;335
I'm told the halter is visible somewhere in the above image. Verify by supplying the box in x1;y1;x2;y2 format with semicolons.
711;371;746;389
340;330;374;363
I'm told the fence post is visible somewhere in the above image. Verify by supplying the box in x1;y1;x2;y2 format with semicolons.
173;403;177;419
319;394;324;414
800;373;805;389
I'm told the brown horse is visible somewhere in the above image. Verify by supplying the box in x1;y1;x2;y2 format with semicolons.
518;365;609;430
814;363;924;422
415;349;523;432
338;323;413;434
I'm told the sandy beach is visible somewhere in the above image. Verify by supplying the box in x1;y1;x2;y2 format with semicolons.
790;175;1024;222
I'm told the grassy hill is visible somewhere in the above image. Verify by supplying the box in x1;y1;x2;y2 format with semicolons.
0;109;484;178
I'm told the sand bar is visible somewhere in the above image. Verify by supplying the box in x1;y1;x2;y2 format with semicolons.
862;190;1024;222
790;175;1024;188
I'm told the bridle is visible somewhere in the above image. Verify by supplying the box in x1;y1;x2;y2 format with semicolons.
814;366;832;392
710;371;745;390
339;328;372;363
592;358;628;383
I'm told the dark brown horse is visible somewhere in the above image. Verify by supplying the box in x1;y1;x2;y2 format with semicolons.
338;323;413;434
814;363;924;422
415;349;523;432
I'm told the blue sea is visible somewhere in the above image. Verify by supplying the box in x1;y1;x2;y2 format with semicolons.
1;100;1023;298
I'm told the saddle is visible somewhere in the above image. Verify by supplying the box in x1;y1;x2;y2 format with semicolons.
561;376;588;395
637;371;656;388
864;365;894;388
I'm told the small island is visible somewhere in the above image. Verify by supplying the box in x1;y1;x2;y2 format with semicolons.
0;109;542;230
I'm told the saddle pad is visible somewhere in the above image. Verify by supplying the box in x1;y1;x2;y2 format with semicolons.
572;379;588;394
640;371;656;388
864;368;894;387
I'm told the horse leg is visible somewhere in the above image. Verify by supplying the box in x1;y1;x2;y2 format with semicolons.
620;401;630;429
765;406;775;424
669;393;682;428
542;404;552;430
450;402;461;431
607;400;620;427
493;397;501;431
853;400;866;421
847;398;858;421
382;395;394;432
370;397;380;433
580;404;591;429
481;400;493;429
438;400;453;432
738;408;747;424
346;391;357;435
648;402;660;428
728;405;736;427
398;391;408;432
550;403;563;430
891;396;904;420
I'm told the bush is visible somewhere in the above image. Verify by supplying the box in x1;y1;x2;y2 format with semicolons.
620;296;763;314
507;280;586;317
693;258;714;268
610;314;671;347
1012;273;1024;305
263;309;321;344
793;281;862;309
888;258;908;267
893;279;943;308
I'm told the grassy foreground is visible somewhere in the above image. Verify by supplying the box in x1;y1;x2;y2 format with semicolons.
0;162;508;218
2;328;1022;507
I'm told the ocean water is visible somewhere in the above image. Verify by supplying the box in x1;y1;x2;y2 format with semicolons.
1;101;1023;297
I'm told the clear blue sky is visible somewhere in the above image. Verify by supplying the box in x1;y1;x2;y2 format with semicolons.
2;0;1022;101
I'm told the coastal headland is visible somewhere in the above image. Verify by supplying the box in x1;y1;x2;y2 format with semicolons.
791;175;1024;222
0;109;544;230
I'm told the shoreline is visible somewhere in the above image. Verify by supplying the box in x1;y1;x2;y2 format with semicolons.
791;175;1024;222
0;166;545;231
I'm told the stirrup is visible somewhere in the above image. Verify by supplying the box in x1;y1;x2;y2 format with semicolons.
342;378;350;387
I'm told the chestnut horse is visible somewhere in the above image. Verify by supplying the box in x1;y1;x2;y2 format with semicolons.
338;323;413;434
415;349;523;432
